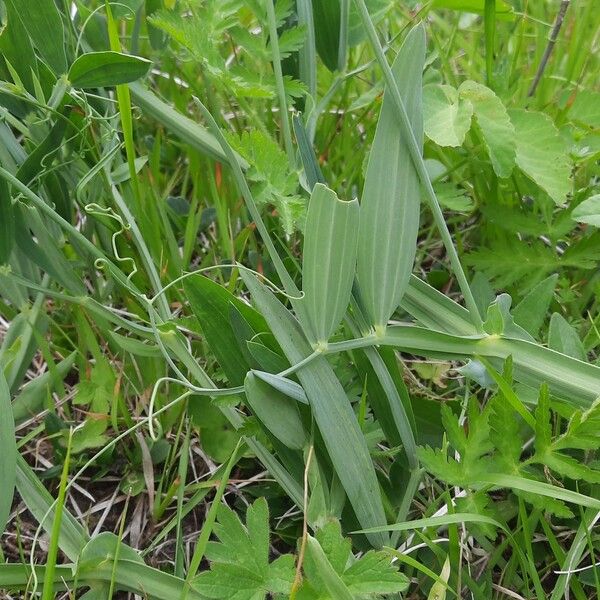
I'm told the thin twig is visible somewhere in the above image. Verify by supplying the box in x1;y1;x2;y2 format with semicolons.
528;0;570;97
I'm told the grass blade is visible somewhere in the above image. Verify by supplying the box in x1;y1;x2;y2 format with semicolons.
0;373;16;535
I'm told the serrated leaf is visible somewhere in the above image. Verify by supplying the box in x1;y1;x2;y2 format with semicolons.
509;108;571;205
423;84;473;147
302;183;359;344
357;24;425;331
196;498;295;599
344;551;409;594
459;80;515;178
489;394;522;471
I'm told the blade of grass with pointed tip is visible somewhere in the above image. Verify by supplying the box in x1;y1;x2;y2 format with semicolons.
241;270;388;547
244;373;307;450
0;373;16;536
15;455;89;561
5;0;68;74
356;25;424;332
303;183;359;344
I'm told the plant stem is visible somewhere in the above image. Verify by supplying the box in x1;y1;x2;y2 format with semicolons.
265;0;295;165
528;0;570;97
352;0;483;331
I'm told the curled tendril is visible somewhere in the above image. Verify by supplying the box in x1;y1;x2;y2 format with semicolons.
148;263;305;306
84;203;139;283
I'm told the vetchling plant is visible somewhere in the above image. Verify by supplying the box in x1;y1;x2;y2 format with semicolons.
1;0;600;598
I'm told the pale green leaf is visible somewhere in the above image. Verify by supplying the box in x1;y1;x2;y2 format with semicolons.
509;108;572;205
357;24;425;330
548;313;585;361
244;372;307;450
240;270;388;547
302;183;359;344
513;274;558;338
571;194;600;227
423;84;473;147
459;80;515;178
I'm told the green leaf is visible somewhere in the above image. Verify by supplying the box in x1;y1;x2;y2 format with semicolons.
244;372;307;450
343;551;409;594
69;51;152;88
302;183;359;344
4;0;68;74
183;275;268;386
15;455;89;561
241;270;388;547
194;498;295;599
227;130;305;234
0;373;16;535
305;536;354;600
548;313;585;361
571;194;600;227
357;24;425;331
568;89;600;129
513;274;558;338
459;80;515;178
423;84;473;147
431;0;513;16
509;108;572;205
0;180;15;264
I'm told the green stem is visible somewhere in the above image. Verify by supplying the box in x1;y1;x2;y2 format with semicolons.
351;0;483;332
265;0;295;165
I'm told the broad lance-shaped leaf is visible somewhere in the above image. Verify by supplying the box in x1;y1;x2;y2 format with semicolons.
4;0;68;74
357;24;425;332
240;270;388;548
244;372;307;450
302;183;359;345
0;373;16;536
69;51;152;88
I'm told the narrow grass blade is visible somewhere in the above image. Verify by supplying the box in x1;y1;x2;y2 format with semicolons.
15;455;89;561
297;0;317;98
302;183;359;345
0;373;16;535
241;270;388;548
356;25;425;332
245;373;307;450
41;433;72;600
4;0;68;74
